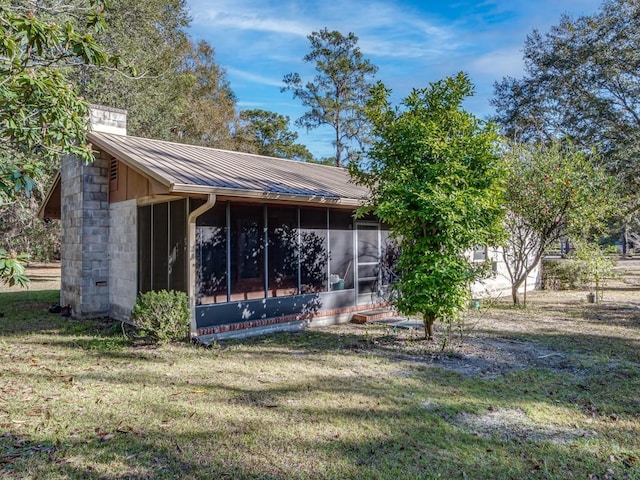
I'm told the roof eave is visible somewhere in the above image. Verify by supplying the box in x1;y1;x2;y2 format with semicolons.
169;183;364;207
89;131;367;208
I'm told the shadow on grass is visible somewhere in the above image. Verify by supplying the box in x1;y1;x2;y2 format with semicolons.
2;313;639;479
3;274;640;477
0;290;128;343
0;289;63;334
580;303;640;327
2;362;639;480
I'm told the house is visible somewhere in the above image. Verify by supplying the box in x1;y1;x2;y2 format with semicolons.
40;105;539;342
39;106;396;342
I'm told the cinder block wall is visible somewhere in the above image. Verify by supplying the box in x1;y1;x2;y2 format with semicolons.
60;156;83;311
60;153;110;317
59;105;127;318
109;199;138;321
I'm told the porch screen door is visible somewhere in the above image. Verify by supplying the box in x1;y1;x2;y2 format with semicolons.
355;223;380;305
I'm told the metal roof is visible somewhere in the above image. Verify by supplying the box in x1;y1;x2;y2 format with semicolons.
88;132;369;205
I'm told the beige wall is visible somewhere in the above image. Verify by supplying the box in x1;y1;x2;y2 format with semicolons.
470;247;541;299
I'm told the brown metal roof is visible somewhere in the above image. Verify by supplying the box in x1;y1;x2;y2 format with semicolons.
88;132;368;205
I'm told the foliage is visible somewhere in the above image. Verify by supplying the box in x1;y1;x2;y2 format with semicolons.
0;158;43;206
491;0;640;229
75;2;244;150
282;28;378;167
541;259;584;290
0;200;60;262
351;73;507;339
1;160;60;262
73;0;191;140
0;1;121;165
501;141;617;305
170;40;240;149
238;109;313;161
0;0;122;285
0;156;55;265
0;248;29;287
130;290;189;344
569;240;617;302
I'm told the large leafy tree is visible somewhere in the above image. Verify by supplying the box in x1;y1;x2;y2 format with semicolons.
283;28;378;167
7;1;239;267
170;41;239;149
74;0;190;140
351;73;507;340
501;141;617;305
75;0;239;148
492;0;640;202
238;109;313;161
0;0;119;286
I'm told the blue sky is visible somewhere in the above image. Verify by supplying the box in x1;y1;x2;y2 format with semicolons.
187;0;603;159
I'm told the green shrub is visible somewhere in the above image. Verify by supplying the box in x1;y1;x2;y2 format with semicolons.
541;259;585;290
569;241;617;303
130;290;190;344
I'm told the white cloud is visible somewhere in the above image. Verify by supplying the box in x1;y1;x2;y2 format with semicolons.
236;100;266;108
192;10;311;38
226;67;284;88
190;0;463;61
467;47;525;78
186;0;606;159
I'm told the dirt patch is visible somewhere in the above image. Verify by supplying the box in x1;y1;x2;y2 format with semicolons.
455;408;595;444
323;258;640;379
417;337;571;378
345;333;581;379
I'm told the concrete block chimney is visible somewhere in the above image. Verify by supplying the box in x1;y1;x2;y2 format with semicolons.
89;105;127;135
59;105;127;318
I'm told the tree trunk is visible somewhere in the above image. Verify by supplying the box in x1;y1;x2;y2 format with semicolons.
424;313;435;340
510;252;544;306
511;284;521;306
335;121;342;167
511;275;527;306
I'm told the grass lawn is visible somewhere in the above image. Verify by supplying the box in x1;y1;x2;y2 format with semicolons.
0;263;639;479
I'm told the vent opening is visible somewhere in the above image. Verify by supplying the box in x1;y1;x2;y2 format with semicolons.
109;157;118;192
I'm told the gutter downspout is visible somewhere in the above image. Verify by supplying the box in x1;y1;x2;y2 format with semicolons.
187;193;216;339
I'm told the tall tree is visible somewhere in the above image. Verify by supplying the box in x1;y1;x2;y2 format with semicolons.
501;141;617;305
491;0;640;189
238;109;313;161
351;73;507;340
74;0;186;138
0;0;119;285
74;0;190;140
170;41;239;149
75;0;239;148
283;28;377;167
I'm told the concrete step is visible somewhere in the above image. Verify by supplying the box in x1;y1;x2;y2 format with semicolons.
351;308;395;324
